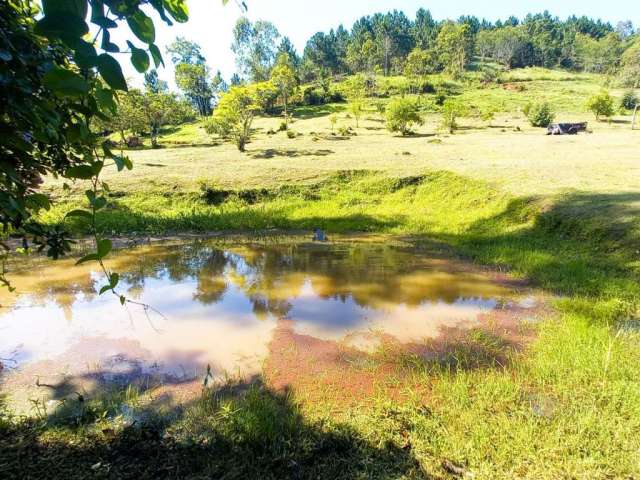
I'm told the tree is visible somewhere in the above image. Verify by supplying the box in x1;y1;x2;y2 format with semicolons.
616;21;634;39
343;75;367;128
230;73;243;86
231;17;280;81
303;31;340;76
412;8;438;50
476;30;495;60
404;48;438;90
574;32;621;74
270;53;297;127
167;38;215;116
175;63;214;116
166;36;206;65
587;91;615;120
435;22;472;79
277;37;300;69
204;86;261;151
619;37;640;87
492;27;527;69
441;99;467;133
98;90;146;144
385;97;423;135
144;69;168;94
0;0;192;294
139;91;192;148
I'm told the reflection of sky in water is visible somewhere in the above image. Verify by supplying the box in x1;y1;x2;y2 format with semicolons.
0;240;515;378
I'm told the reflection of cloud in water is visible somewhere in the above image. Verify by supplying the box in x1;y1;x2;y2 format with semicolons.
0;237;526;397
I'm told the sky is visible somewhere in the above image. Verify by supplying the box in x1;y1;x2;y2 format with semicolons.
113;0;640;87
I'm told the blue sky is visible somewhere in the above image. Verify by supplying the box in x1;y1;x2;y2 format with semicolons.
116;0;640;86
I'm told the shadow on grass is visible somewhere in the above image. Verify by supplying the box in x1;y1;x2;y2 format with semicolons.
423;190;640;318
0;375;426;479
93;202;406;236
249;148;334;159
293;104;346;120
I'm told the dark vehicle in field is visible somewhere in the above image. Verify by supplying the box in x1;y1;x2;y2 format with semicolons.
547;122;588;135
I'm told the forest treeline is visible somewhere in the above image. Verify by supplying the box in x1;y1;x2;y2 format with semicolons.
230;9;639;86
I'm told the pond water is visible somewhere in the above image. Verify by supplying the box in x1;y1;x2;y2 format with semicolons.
0;236;542;407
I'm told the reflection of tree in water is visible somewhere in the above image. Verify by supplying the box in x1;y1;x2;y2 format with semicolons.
217;243;502;310
192;249;229;305
5;240;508;321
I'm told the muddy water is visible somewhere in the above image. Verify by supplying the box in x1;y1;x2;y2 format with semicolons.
0;236;543;409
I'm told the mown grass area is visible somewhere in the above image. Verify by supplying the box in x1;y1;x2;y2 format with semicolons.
3;69;640;479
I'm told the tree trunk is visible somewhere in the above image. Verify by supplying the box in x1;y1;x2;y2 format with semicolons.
151;124;159;149
283;93;288;128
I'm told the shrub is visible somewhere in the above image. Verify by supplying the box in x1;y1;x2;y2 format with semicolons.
329;114;338;132
385;98;423;135
586;91;615;121
338;126;356;136
523;101;555;127
204;86;260;151
441;99;468;133
620;90;638;111
286;129;296;139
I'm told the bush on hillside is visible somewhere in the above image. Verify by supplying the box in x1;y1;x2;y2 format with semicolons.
586;91;615;120
523;101;555;127
386;97;423;135
620;90;638;111
440;99;468;133
301;86;343;106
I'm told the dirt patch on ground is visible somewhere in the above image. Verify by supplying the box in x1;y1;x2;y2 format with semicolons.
263;297;550;409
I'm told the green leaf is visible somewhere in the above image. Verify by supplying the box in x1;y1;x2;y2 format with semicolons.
66;209;93;221
127;9;155;44
99;273;118;294
66;165;95;179
149;44;164;68
97;238;112;258
96;87;117;114
76;253;100;265
92;196;108;210
90;0;105;22
43;0;87;19
149;0;172;24
97;54;127;91
66;123;88;143
100;30;120;52
163;0;189;23
73;39;98;68
35;14;89;40
27;193;51;211
120;295;126;305
102;141;114;158
127;41;150;73
113;154;132;171
42;68;89;97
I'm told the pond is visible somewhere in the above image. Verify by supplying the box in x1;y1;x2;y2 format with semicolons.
0;236;544;409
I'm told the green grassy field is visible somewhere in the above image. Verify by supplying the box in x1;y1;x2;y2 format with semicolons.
3;69;640;479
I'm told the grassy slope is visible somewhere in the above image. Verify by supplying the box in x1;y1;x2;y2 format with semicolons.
3;69;640;479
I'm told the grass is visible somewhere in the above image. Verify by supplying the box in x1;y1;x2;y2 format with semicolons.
3;68;640;478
